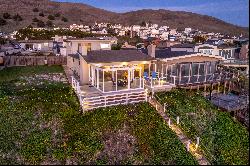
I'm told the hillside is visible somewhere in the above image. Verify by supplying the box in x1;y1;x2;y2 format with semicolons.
0;0;248;37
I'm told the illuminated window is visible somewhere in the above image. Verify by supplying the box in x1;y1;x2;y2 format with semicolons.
85;43;91;51
100;43;110;49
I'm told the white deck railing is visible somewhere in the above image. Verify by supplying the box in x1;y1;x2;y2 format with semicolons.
71;76;147;111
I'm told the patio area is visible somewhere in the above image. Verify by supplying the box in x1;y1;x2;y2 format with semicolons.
209;93;249;112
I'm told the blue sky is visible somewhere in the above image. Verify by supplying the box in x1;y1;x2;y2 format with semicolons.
54;0;249;27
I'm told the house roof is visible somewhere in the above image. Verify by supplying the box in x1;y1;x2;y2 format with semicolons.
18;40;53;43
66;37;112;41
198;46;214;49
155;48;195;59
68;54;80;59
217;43;236;49
141;48;196;59
171;43;194;48
82;50;154;63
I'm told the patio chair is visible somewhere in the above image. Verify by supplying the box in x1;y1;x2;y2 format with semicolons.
143;72;149;81
152;71;157;79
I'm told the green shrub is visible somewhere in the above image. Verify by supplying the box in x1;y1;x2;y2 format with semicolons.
3;12;11;19
61;17;68;22
155;89;249;165
48;15;55;20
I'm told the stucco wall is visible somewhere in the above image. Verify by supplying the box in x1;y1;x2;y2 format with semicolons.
79;56;89;85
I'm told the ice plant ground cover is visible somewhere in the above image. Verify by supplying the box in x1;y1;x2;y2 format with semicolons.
0;66;197;165
155;89;249;165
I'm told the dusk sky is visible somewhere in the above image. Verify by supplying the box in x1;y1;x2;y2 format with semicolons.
54;0;249;27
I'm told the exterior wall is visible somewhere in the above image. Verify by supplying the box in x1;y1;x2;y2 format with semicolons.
194;44;216;52
239;44;249;60
198;48;214;55
68;40;112;55
20;42;53;52
67;56;80;76
218;49;235;59
79;56;89;85
171;47;194;52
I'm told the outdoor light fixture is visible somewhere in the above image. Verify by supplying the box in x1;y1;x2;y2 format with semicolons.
196;137;200;149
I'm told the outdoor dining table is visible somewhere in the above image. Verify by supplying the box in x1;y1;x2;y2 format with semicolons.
117;79;128;87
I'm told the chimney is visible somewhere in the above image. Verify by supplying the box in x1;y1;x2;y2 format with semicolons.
147;44;156;58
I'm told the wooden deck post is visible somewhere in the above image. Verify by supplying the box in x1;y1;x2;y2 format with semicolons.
187;140;190;152
218;82;220;93
224;81;226;94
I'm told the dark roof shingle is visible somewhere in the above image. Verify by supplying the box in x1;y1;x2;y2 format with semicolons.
171;43;194;48
83;50;153;63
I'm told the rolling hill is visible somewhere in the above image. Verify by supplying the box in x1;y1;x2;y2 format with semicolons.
0;0;248;37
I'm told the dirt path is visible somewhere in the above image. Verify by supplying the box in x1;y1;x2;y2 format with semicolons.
149;97;210;165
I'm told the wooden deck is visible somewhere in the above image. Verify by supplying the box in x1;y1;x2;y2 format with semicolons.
209;93;248;112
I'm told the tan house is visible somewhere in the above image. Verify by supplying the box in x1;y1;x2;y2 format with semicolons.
61;37;115;56
68;40;225;111
67;40;153;110
19;40;54;52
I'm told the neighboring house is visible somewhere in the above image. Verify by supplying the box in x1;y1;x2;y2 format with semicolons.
217;44;237;60
0;42;21;55
18;40;54;52
195;45;215;55
68;49;153;110
194;43;237;60
61;37;114;56
170;43;194;52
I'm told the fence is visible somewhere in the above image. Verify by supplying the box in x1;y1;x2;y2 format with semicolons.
71;76;147;111
3;55;67;67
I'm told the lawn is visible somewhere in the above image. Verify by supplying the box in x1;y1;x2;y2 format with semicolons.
155;89;249;165
0;66;197;165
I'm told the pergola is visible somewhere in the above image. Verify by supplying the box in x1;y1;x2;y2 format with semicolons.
89;64;144;93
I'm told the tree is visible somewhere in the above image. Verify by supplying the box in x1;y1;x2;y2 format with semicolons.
0;17;7;26
54;13;61;17
61;17;68;22
3;13;11;19
39;12;45;17
111;44;121;50
27;25;33;29
140;21;146;27
46;20;53;27
0;37;7;45
33;8;39;12
37;20;45;27
48;15;55;20
13;14;23;21
107;28;116;36
193;36;206;43
32;18;39;22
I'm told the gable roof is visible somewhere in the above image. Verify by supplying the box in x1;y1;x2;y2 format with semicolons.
141;48;198;59
82;50;154;63
198;46;214;49
171;43;194;48
18;40;53;43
